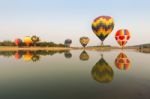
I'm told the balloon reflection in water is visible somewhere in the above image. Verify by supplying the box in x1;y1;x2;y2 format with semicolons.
91;55;114;83
79;51;89;61
64;51;72;59
32;54;40;62
14;51;23;60
23;52;33;61
115;53;131;70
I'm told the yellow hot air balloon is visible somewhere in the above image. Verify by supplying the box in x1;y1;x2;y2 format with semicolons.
24;36;33;46
79;37;90;47
91;55;114;83
23;52;33;61
92;16;114;46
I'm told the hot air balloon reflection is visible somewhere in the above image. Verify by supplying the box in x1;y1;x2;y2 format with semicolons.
79;51;89;61
91;55;114;83
92;16;114;46
64;51;72;59
32;54;40;62
80;37;90;47
23;52;33;61
115;29;131;49
115;53;131;70
14;51;23;60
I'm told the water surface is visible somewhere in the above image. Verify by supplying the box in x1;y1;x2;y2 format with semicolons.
0;50;150;99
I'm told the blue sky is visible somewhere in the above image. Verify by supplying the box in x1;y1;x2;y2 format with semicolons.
0;0;150;46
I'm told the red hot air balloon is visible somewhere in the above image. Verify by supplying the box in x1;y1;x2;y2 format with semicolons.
115;29;131;48
15;38;22;46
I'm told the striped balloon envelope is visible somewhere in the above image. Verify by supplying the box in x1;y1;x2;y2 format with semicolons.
115;29;131;47
115;53;131;70
92;16;114;45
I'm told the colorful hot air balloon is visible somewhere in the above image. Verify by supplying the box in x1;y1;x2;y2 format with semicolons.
92;16;114;46
79;51;89;61
91;55;114;83
24;36;32;46
80;37;90;47
15;38;22;46
64;39;72;47
115;53;131;70
115;29;131;48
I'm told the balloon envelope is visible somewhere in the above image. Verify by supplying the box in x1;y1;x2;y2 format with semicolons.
115;29;131;47
24;36;32;46
92;16;114;42
64;39;72;47
115;53;131;70
15;38;22;46
80;37;90;47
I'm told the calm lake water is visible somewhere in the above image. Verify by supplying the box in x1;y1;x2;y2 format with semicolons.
0;50;150;99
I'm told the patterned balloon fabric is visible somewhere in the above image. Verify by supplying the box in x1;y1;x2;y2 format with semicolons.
115;53;131;70
92;16;114;42
115;29;131;47
80;37;90;47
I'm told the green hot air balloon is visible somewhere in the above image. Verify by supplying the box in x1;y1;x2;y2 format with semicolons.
92;16;114;46
91;55;114;83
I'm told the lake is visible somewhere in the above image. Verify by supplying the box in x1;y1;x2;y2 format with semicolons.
0;50;150;99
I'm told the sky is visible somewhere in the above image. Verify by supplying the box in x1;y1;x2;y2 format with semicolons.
0;0;150;46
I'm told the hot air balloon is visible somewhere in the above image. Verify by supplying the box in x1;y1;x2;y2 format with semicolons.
64;51;72;59
80;37;90;47
15;38;22;46
91;54;114;83
23;52;33;61
115;29;131;48
24;36;32;46
115;53;131;70
92;16;114;46
31;35;40;46
79;51;89;61
64;39;72;47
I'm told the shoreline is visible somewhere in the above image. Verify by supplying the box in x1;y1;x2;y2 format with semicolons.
0;46;139;51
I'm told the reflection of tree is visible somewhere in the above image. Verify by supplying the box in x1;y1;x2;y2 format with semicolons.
0;51;16;57
64;51;72;59
79;51;89;61
115;53;131;70
91;54;114;83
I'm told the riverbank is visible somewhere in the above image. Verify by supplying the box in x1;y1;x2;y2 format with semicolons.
0;46;138;51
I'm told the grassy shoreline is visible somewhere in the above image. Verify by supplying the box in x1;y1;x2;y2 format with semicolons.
0;46;139;51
